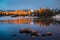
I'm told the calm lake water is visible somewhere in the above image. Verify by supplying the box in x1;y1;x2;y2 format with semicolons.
0;16;60;40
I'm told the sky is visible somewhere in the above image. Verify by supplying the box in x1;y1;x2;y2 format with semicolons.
0;0;60;10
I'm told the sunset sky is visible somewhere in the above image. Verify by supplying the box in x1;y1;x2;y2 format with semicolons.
0;0;60;10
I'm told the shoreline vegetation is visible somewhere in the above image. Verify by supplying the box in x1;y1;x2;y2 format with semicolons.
0;8;60;18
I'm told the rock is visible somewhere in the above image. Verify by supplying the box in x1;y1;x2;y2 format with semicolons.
41;34;46;37
45;32;52;36
12;33;16;37
26;28;32;33
31;30;41;37
20;29;27;33
11;15;18;17
19;28;32;34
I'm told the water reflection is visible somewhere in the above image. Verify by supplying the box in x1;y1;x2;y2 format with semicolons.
34;18;60;26
0;17;60;27
0;18;31;24
0;17;60;40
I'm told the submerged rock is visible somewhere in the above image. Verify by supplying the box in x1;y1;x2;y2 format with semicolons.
12;33;16;37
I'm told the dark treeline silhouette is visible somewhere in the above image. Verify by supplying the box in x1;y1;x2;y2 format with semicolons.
33;8;60;18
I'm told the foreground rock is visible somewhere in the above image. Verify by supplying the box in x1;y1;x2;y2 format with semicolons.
19;28;32;34
19;28;52;37
31;30;41;37
19;28;41;37
42;32;52;37
41;34;46;37
45;32;52;36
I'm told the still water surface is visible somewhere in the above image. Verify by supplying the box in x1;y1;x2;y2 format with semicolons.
0;16;60;40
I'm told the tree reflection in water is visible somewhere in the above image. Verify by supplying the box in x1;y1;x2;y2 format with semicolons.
0;17;60;27
0;17;60;40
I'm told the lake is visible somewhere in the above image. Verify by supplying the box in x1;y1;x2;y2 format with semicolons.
0;16;60;40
